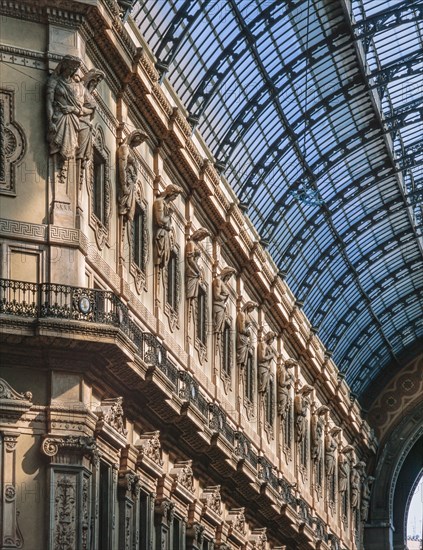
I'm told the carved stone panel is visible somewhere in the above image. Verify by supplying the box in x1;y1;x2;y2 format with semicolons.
0;89;26;195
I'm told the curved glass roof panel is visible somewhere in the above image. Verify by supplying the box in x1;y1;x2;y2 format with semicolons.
133;0;423;403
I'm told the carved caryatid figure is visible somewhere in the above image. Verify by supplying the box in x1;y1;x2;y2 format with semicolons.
339;445;354;494
325;426;341;478
118;130;148;222
46;55;83;160
185;227;210;317
212;266;236;337
294;384;313;443
311;405;329;463
76;68;105;169
257;331;276;394
153;184;183;273
236;301;257;371
360;474;374;522
351;461;365;510
277;358;296;419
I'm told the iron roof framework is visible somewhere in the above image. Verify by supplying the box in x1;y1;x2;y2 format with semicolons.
132;0;423;403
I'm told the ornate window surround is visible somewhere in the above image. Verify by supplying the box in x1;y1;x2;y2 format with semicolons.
164;244;181;332
130;193;149;294
194;282;208;364
88;125;111;250
220;318;233;394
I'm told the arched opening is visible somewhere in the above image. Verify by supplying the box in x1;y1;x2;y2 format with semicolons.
406;474;423;548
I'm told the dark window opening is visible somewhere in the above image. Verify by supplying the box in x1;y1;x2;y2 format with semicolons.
133;203;145;270
197;285;207;345
245;351;254;402
166;251;178;310
222;321;231;377
93;147;106;223
98;461;111;550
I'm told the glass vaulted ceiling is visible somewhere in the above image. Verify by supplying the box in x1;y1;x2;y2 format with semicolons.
132;0;423;403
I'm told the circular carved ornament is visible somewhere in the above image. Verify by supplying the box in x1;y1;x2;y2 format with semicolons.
78;295;91;314
4;484;16;501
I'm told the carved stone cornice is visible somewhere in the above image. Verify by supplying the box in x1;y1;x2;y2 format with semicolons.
135;431;164;478
41;434;99;464
0;377;32;420
95;397;128;449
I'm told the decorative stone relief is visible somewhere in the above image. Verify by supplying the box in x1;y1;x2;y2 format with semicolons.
236;301;257;373
294;384;313;443
249;527;267;549
46;55;83;162
135;431;163;467
76;68;105;179
200;485;222;517
186;522;204;549
212;266;236;341
118;129;148;223
325;426;341;478
257;331;276;395
226;507;246;536
153;184;183;282
351;461;365;510
277;358;296;419
0;89;26;195
338;445;353;495
54;474;77;550
185;227;210;321
0;377;32;418
360;474;374;522
1;432;24;548
208;403;226;433
95;396;127;436
311;406;329;462
169;460;194;493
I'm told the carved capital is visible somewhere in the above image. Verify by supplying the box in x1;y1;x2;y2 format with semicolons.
41;435;99;464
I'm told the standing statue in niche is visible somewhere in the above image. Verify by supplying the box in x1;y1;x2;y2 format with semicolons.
118;130;148;223
236;301;257;371
277;358;296;419
46;55;83;162
325;426;341;478
185;228;210;319
212;266;236;339
339;445;354;494
76;68;105;172
153;184;183;276
360;474;374;522
257;331;276;394
294;384;313;443
311;405;329;463
351;461;365;510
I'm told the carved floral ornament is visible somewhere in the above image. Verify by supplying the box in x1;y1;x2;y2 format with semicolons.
226;507;246;536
